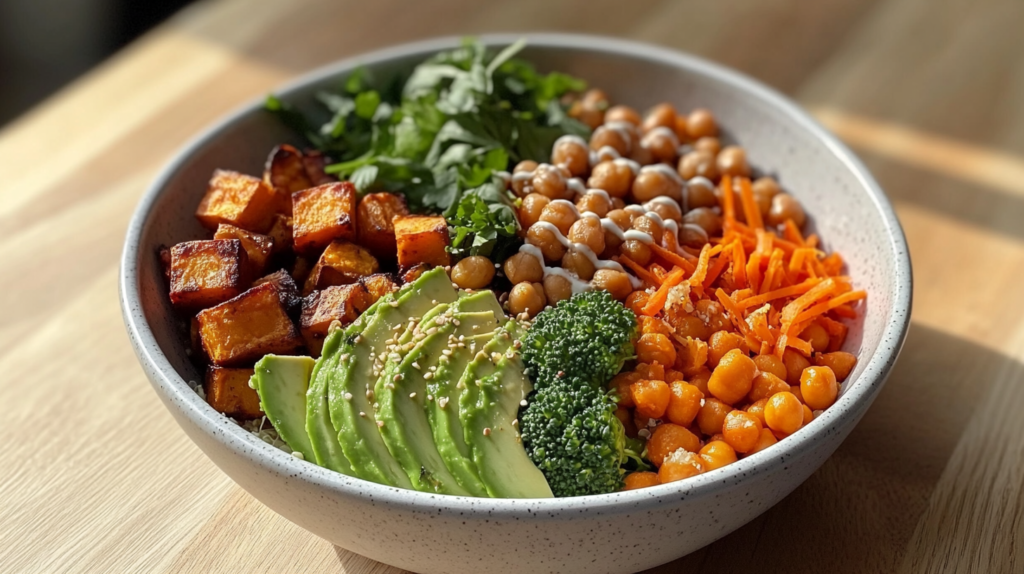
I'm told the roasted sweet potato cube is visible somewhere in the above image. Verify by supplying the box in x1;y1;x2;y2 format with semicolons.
169;239;249;310
266;213;293;254
292;256;314;287
264;144;313;215
357;192;409;261
401;263;431;284
292;182;357;253
360;273;399;304
304;240;380;294
302;150;337;186
300;283;371;356
195;170;277;232
253;269;302;316
214;224;274;276
196;282;304;366
204;366;262;419
394;215;450;268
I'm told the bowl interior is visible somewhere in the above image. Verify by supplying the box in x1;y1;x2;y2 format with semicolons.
128;35;908;502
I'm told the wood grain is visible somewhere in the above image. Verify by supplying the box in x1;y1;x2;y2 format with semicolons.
2;0;1023;572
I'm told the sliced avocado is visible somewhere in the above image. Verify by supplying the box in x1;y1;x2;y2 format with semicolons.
459;322;553;498
327;268;457;486
376;294;501;496
253;354;317;463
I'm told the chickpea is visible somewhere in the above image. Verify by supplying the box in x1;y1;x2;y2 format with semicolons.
723;410;763;453
695;299;731;333
450;256;495;289
640;129;680;164
631;215;664;240
503;252;543;284
620;239;653;266
694;136;721;156
685;181;718;210
637;333;677;367
708;331;747;368
542;274;573;306
747;372;790;403
623;471;661;490
568;101;604;130
800;366;838;410
606;209;632;231
646;200;682;223
764;392;804;435
611;197;627;210
510;160;537;196
674;115;690;142
648;423;701;466
746;398;768;426
611;371;640;407
626;291;651;316
526;224;567;262
591;269;632;300
814;351;857;381
518;193;550;229
551;138;590;177
513;159;538;174
689;367;713;398
708;348;756;405
530;163;570;200
752;176;781;217
716;145;750;177
677;150;719;181
508;281;547;318
632;379;671;419
576;192;612;217
666;381;703;427
605;105;642;126
782;348;812;385
699;440;738;471
589;125;631;156
749;428;778;454
561;250;596;280
629;144;655;166
659;450;705;483
800;323;830;354
642;103;678;133
587;161;634;198
697;398;732;436
567;217;606;255
687;108;718;139
539;201;578;235
679;224;709;248
631;169;683;203
766;193;806;228
582;88;608;108
753;354;788;381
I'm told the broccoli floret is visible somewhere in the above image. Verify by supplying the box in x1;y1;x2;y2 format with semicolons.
518;290;638;497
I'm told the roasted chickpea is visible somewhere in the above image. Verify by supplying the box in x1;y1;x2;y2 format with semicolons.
611;196;627;210
747;372;790;403
606;209;632;230
666;381;703;427
782;348;812;385
631;215;664;240
637;333;677;367
587;161;634;198
518;193;550;229
629;144;655;166
510;160;537;196
568;217;606;255
582;88;609;108
746;398;768;426
708;348;756;405
508;281;547;317
551;138;590;177
503;252;543;284
648;423;701;466
568;100;604;129
605;104;642;126
800;323;830;354
679;224;709;248
626;291;652;316
674;115;689;141
589;125;631;156
620;239;653;266
694;136;721;156
561;250;596;280
800;366;838;410
689;367;713;398
677;150;719;181
542;274;574;305
642;103;678;133
699;440;738;471
687;108;718;138
708;331;748;369
694;299;730;333
631;169;683;203
752;176;781;216
764;391;804;435
640;128;680;164
697;398;731;436
513;159;538;174
814;351;857;381
526;224;567;262
591;269;632;300
753;354;788;381
659;449;705;483
576;191;612;217
767;193;806;228
749;428;778;454
723;410;763;453
539;201;578;235
717;145;750;177
632;379;672;419
623;471;661;490
451;256;495;289
685;181;718;210
645;199;683;223
530;163;570;200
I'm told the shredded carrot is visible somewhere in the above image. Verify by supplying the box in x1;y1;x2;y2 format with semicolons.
821;252;844;276
787;336;814;356
731;240;747;289
755;228;773;257
760;249;786;295
650;242;697;274
816;316;846;337
738;278;822;310
703;252;732;290
746;251;763;293
738;177;764;230
715;288;758;341
641;266;686;316
782;218;805;246
650;263;669;281
806;234;820;248
688;244;714;288
793;290;866;324
615;255;662;287
831;304;858;319
721;175;736;229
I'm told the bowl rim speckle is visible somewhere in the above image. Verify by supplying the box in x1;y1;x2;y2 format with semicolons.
119;32;912;517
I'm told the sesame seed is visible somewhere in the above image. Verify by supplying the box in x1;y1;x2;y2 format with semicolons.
366;390;375;401
377;420;385;427
340;353;350;361
427;394;434;401
291;451;305;460
452;282;460;289
483;428;491;436
472;325;479;331
431;299;438;305
394;373;403;381
512;419;519;427
409;392;417;399
453;319;460;326
438;397;449;408
520;399;528;407
359;411;366;417
344;392;353;401
424;372;433;380
435;316;445;325
441;349;452;356
638;429;651;439
389;300;399;307
426;327;438;335
412;362;421;369
386;382;395;390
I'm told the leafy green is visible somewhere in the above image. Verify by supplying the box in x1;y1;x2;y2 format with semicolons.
264;38;590;260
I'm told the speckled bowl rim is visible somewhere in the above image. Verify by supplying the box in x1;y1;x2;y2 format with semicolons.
120;33;912;517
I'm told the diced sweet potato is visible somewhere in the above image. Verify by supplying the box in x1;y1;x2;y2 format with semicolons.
266;213;293;254
357;192;409;261
360;273;399;304
169;239;249;310
204;366;263;419
195;170;277;232
304;240;380;294
214;224;274;277
300;283;372;356
196;282;304;366
292;256;314;286
394;215;450;269
253;269;302;316
292;182;357;253
302;150;338;186
264;144;313;215
401;263;431;284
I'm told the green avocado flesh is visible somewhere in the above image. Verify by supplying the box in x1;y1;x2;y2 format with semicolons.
459;322;554;498
253;354;317;463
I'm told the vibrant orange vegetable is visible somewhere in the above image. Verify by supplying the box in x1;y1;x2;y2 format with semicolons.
641;266;685;316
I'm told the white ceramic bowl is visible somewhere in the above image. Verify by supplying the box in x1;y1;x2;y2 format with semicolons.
120;34;912;574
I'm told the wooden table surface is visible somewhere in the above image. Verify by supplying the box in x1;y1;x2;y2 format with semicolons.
4;0;1024;572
